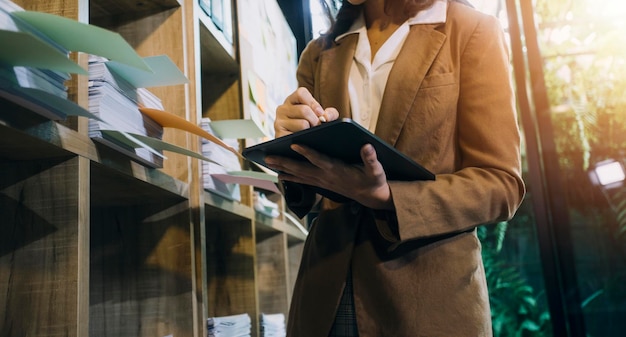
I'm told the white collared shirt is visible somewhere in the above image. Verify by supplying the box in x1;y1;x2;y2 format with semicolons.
335;0;448;132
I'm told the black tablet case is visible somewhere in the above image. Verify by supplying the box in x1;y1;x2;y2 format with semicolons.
243;118;435;201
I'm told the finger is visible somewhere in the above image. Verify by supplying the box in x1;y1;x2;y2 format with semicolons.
290;87;325;116
360;144;385;178
286;87;325;118
275;104;318;137
278;89;324;128
265;155;321;185
276;101;316;123
274;117;312;137
290;144;333;171
320;107;340;123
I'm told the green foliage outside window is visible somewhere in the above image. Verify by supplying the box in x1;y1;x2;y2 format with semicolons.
481;0;626;335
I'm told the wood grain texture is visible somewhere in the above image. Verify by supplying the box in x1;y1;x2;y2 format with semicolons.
199;28;239;110
90;202;194;337
204;80;243;121
205;219;259;337
287;241;304;308
256;232;289;316
90;161;187;207
90;0;180;27
181;0;206;335
0;157;89;337
77;156;91;337
12;0;87;20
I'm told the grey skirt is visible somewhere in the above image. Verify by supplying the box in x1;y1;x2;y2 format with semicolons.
329;270;358;337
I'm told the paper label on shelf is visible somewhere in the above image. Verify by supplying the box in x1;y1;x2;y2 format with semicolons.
106;55;189;88
0;85;90;120
0;30;87;74
12;11;152;72
208;119;266;139
212;170;281;194
101;130;220;164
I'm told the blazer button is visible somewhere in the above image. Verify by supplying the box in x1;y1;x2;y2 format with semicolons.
350;202;361;215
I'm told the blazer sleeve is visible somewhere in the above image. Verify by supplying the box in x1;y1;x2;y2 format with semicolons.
378;14;526;247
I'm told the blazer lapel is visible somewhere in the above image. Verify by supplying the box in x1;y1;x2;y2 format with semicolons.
318;34;358;119
375;24;446;145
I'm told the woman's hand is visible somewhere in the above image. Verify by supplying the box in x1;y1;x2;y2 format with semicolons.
274;87;339;138
265;143;394;210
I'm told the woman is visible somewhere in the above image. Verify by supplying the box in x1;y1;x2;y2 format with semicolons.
265;0;525;336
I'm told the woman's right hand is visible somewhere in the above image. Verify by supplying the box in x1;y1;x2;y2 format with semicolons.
274;87;339;138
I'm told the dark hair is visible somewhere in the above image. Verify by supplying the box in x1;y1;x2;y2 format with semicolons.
320;0;438;48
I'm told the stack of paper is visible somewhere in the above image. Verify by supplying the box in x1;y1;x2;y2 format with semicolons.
0;0;72;120
260;313;286;337
253;191;279;218
88;55;165;168
1;3;200;168
207;313;251;337
201;117;243;201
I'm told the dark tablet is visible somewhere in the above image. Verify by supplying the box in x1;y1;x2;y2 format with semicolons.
243;118;435;200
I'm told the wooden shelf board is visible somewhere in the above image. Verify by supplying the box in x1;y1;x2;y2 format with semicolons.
255;212;307;242
256;231;289;315
91;160;188;207
198;10;241;112
202;191;306;241
90;0;181;27
1;99;189;206
204;190;254;223
0;101;97;161
0;122;74;161
198;12;237;67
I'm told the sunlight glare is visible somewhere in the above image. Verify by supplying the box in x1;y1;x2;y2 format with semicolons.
594;161;626;186
597;0;626;20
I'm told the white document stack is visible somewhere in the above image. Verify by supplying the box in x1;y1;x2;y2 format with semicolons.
207;313;252;337
0;0;71;120
88;55;164;167
200;117;242;201
260;313;286;337
253;191;279;218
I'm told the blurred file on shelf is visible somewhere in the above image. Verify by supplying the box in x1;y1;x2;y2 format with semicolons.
208;118;266;140
100;130;218;164
12;10;151;72
260;313;286;337
212;170;280;195
201;117;242;201
0;0;74;120
106;55;188;88
0;30;86;75
253;191;279;218
207;313;251;337
199;117;281;201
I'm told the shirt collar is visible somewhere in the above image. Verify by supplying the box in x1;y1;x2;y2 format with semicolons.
335;0;448;42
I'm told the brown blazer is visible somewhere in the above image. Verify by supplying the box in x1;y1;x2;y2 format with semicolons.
285;2;526;336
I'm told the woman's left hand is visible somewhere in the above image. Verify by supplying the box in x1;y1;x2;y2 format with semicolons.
264;143;394;210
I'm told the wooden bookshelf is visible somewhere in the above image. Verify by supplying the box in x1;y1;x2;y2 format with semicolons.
0;0;307;336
